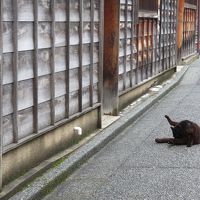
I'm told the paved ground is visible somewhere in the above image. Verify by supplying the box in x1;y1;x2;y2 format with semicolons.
41;60;200;200
42;60;200;200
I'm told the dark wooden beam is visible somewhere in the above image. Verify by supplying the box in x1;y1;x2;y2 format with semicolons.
103;0;120;116
0;0;3;190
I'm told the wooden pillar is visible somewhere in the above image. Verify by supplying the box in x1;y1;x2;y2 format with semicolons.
177;0;185;49
103;0;120;116
0;0;3;190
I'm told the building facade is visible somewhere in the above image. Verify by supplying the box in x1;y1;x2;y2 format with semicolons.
0;0;199;188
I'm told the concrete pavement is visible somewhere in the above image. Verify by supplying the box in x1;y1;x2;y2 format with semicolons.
41;59;200;200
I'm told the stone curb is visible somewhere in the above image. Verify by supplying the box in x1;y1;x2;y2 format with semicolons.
3;65;189;200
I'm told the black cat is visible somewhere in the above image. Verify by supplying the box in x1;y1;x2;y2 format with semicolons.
155;115;200;147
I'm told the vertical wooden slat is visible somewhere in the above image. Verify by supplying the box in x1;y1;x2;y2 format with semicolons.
33;0;39;133
13;0;19;143
173;0;176;65
50;0;55;125
66;0;70;118
185;9;187;56
163;0;166;71
151;20;154;76
141;20;144;81
189;10;191;54
130;0;134;87
153;19;157;75
175;0;178;65
169;0;172;67
159;0;163;72
166;0;169;69
90;0;94;107
146;20;149;79
197;0;200;53
98;0;103;104
186;9;188;55
0;0;3;190
79;0;83;112
136;23;139;84
123;0;128;90
98;0;104;127
163;0;166;70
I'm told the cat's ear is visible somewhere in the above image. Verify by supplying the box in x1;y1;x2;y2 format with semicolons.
170;127;174;131
186;122;192;127
186;122;193;134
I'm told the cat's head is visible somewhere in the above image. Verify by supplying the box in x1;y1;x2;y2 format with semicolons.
171;120;193;138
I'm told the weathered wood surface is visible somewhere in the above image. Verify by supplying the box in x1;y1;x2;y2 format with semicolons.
2;115;14;146
103;0;119;115
1;0;102;148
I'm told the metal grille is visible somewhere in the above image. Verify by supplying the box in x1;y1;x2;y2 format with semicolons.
1;0;103;149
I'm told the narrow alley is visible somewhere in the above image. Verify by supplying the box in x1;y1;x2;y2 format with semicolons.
42;60;200;199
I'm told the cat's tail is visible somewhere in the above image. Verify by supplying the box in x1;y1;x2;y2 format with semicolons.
165;115;178;126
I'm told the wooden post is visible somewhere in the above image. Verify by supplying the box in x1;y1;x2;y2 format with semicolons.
33;0;39;133
0;0;3;190
13;0;19;143
178;0;185;49
103;0;120;116
50;0;55;125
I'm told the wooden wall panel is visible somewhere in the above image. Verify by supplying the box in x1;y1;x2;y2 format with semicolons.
83;0;91;21
38;22;51;49
82;44;90;66
54;0;66;21
82;87;90;109
18;107;34;139
18;51;34;81
55;47;66;72
55;22;66;47
54;72;66;98
69;45;79;69
18;22;34;51
38;49;51;76
69;23;80;45
55;95;66;122
1;0;102;150
18;79;33;111
18;0;34;21
38;101;51;130
69;91;79;116
2;0;13;21
3;84;13;116
38;75;51;103
2;53;13;84
118;0;137;94
82;66;90;88
70;0;80;22
69;68;79;92
38;0;51;21
93;84;98;104
2;115;13;146
2;22;13;53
